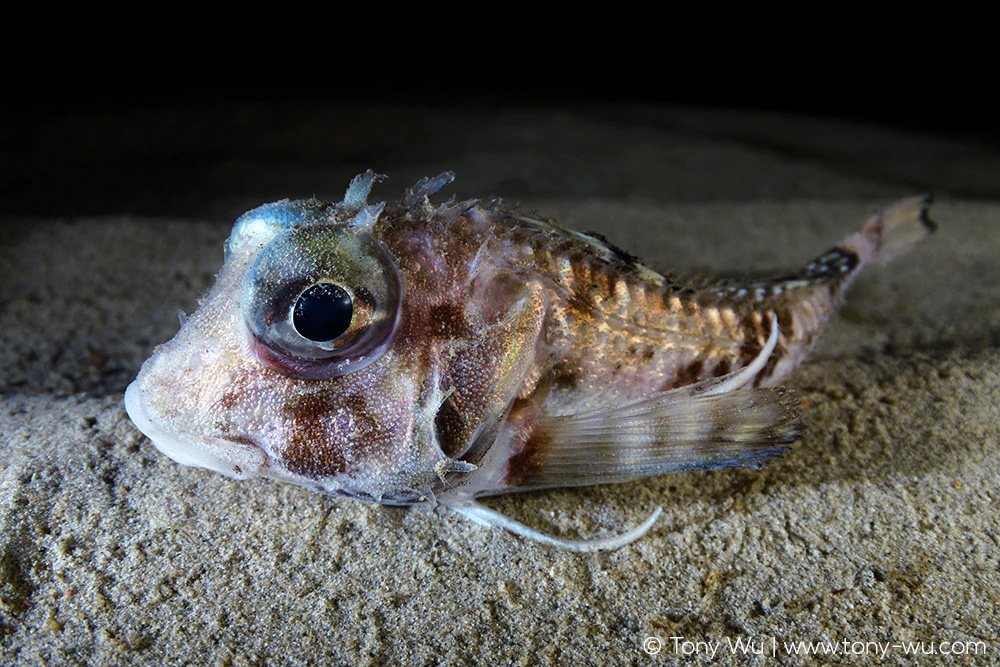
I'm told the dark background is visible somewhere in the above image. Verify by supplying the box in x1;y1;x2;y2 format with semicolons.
3;80;997;221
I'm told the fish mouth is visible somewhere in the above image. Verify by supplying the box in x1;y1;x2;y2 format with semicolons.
124;380;266;480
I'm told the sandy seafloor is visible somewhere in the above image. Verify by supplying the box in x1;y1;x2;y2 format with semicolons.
1;105;999;666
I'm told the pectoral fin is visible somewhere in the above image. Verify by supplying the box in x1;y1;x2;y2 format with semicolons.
445;377;798;552
509;318;801;490
510;385;800;491
444;318;799;552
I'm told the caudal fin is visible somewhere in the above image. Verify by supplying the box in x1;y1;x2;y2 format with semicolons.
860;194;936;264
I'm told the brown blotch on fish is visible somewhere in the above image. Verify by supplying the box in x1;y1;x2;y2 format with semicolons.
754;352;782;388
739;337;762;364
504;425;552;486
776;307;794;335
671;358;704;389
280;391;339;426
738;312;767;350
434;398;467;459
279;393;349;478
343;392;368;415
564;289;595;321
429;301;468;339
549;361;581;391
218;390;239;410
219;434;257;448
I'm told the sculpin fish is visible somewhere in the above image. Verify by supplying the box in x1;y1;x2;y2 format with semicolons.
125;172;935;551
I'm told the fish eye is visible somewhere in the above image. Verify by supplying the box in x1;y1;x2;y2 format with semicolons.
292;282;354;342
242;224;401;379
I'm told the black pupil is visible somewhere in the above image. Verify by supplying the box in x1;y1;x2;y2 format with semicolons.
293;283;353;342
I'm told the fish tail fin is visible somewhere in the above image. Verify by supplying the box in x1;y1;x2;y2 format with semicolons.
772;195;936;296
743;197;936;386
852;194;937;265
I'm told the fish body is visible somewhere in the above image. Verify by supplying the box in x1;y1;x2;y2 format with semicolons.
125;172;934;550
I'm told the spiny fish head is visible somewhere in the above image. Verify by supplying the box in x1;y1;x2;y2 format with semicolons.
125;173;536;502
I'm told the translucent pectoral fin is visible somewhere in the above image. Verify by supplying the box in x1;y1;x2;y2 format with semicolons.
512;316;800;490
517;385;801;490
442;318;798;551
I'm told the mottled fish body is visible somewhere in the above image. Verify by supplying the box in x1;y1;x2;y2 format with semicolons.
125;172;934;550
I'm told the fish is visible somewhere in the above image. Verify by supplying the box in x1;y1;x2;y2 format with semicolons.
124;171;935;551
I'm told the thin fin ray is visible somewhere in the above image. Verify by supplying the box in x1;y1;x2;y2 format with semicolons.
450;501;663;552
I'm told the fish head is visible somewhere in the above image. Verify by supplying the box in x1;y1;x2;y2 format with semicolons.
126;172;544;503
127;176;431;502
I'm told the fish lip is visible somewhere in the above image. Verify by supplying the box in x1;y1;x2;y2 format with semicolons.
124;380;265;480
